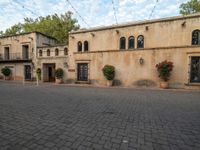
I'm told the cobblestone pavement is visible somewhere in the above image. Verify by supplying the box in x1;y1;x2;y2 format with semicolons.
0;82;200;150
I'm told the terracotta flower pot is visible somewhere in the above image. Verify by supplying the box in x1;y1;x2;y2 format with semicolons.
107;80;113;87
56;78;63;84
160;81;169;89
5;76;11;80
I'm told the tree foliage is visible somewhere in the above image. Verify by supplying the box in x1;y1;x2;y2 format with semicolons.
0;11;80;44
180;0;200;15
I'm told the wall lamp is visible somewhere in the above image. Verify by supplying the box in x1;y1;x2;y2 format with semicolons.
139;57;144;65
63;62;68;68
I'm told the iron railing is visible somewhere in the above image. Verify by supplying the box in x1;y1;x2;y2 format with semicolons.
0;52;32;61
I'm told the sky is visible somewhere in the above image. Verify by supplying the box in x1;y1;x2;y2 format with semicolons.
0;0;189;31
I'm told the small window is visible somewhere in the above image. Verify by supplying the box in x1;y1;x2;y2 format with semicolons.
137;35;144;48
64;48;68;55
77;41;82;52
55;48;59;56
47;49;50;56
120;37;126;50
39;50;43;57
128;36;135;49
84;41;89;51
192;30;200;45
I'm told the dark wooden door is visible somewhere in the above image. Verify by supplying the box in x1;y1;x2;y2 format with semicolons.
24;65;31;80
77;63;88;81
22;45;29;59
48;67;55;82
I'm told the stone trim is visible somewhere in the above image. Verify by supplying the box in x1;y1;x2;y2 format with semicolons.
74;45;200;54
70;13;200;34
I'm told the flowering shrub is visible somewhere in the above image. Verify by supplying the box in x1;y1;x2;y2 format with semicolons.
156;60;173;81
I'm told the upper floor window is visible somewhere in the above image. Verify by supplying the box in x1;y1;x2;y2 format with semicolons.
39;50;43;57
55;48;59;56
192;30;200;45
64;48;68;55
77;41;82;52
47;49;50;56
137;35;144;48
120;37;126;50
128;36;135;49
84;41;89;51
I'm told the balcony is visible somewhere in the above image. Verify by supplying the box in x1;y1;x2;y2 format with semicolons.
0;53;32;63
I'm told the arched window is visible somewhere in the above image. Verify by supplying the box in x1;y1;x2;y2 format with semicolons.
84;41;89;51
55;48;59;56
137;35;144;48
77;41;82;52
64;48;68;55
128;36;135;49
39;50;43;57
47;49;50;56
120;37;126;50
192;30;200;45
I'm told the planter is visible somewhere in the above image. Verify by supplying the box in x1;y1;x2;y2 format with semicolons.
160;81;169;89
5;76;11;80
107;80;113;87
56;78;63;84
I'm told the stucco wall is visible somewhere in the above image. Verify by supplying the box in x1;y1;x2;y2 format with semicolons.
36;45;68;82
67;14;200;88
0;32;57;80
67;47;200;88
69;15;200;52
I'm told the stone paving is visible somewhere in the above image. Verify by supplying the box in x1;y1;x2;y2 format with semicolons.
0;82;200;150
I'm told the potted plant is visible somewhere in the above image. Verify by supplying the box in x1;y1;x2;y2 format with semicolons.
55;68;64;84
1;67;11;80
36;68;41;81
156;60;173;89
102;65;115;86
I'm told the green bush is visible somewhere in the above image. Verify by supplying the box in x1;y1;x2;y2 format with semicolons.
1;67;11;77
102;65;115;81
156;60;174;81
55;68;64;79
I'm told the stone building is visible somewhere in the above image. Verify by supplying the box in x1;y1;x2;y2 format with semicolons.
68;13;200;89
0;32;68;82
37;45;68;82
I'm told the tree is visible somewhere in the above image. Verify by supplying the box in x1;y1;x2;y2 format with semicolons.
3;23;23;36
180;0;200;15
0;11;80;43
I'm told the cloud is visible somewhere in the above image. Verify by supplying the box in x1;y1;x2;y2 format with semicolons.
0;0;189;31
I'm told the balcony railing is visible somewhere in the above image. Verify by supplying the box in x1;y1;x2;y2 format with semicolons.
0;53;32;62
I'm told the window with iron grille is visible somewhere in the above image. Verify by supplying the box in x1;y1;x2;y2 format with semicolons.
190;56;200;83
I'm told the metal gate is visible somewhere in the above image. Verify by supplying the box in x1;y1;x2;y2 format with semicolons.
24;65;31;80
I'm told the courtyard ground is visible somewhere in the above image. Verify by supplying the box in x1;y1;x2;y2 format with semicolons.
0;82;200;150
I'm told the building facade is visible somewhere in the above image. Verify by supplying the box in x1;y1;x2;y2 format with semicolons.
37;45;68;82
68;13;200;89
0;32;68;82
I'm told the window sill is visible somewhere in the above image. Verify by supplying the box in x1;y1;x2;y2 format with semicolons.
75;80;91;84
185;83;200;86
